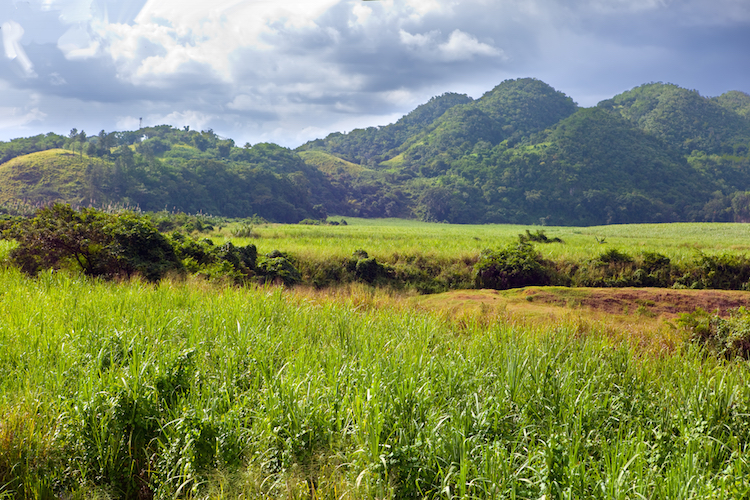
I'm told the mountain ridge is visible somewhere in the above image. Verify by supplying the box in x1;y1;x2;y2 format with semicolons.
2;78;750;225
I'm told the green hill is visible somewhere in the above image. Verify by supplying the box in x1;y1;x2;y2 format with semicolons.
472;77;578;140
0;132;342;222
3;79;750;225
0;149;112;205
299;92;473;165
300;79;750;225
598;83;750;154
712;90;750;118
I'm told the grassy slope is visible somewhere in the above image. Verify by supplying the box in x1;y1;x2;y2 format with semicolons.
0;149;111;205
297;150;370;175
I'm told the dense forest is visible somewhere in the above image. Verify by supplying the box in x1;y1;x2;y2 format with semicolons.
3;78;750;225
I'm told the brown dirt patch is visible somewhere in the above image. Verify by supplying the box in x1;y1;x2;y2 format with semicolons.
523;288;750;318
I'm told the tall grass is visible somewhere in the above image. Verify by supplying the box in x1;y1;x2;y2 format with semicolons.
1;269;750;498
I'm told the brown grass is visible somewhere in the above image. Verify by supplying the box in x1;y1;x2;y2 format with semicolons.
287;285;750;355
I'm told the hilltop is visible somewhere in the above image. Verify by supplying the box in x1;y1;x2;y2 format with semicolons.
2;78;750;224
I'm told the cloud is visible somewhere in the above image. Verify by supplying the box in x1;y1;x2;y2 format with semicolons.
57;25;100;59
439;30;503;61
0;0;749;149
2;21;36;76
0;105;46;130
399;29;502;62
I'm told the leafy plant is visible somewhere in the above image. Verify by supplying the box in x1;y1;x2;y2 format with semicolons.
3;204;182;281
474;242;552;289
256;250;301;286
518;229;563;244
679;307;750;359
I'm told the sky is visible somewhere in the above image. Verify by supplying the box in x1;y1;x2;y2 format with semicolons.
1;0;750;148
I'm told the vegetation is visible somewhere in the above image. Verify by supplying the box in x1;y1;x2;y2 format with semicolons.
0;269;749;498
679;307;750;359
3;79;750;225
3;207;750;496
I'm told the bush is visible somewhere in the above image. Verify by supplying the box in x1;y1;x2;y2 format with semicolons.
679;307;750;359
4;204;182;281
474;242;552;290
257;250;301;286
518;229;563;244
172;234;257;283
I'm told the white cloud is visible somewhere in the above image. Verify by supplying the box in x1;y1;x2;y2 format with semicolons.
350;3;372;26
400;28;502;62
96;0;343;83
0;106;46;130
148;110;214;131
438;30;503;61
2;21;36;77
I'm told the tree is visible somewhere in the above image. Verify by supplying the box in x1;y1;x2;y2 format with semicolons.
77;130;87;158
4;204;182;281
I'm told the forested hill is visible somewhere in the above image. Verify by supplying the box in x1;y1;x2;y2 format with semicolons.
300;78;750;225
0;128;345;222
3;78;750;225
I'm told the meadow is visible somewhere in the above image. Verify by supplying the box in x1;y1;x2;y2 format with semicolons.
226;218;750;265
3;218;750;498
1;262;750;498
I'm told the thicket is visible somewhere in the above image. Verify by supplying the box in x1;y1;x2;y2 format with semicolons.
679;307;750;359
5;206;750;294
0;205;284;285
474;242;555;289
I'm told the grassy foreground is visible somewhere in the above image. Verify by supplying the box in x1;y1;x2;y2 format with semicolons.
2;268;750;498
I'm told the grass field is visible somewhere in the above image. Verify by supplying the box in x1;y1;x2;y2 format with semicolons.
2;265;750;498
222;218;750;265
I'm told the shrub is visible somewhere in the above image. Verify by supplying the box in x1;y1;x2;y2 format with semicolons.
474;242;552;290
257;250;301;286
4;204;182;281
518;229;563;244
679;307;750;359
171;234;257;283
597;248;633;264
696;253;750;290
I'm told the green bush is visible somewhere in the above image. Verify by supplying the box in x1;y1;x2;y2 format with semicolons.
679;307;750;359
257;250;301;286
3;204;182;281
474;242;552;289
171;234;257;283
518;229;563;244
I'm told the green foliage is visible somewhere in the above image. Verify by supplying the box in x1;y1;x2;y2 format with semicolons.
5;79;750;226
3;204;182;280
0;133;66;164
474;242;552;289
256;250;301;286
679;307;750;359
676;252;750;290
600;83;750;154
351;251;387;284
519;229;563;244
4;271;750;496
171;233;257;283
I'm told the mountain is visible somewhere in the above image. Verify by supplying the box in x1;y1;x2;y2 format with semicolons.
299;92;473;165
598;83;750;154
298;79;750;224
2;79;750;225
